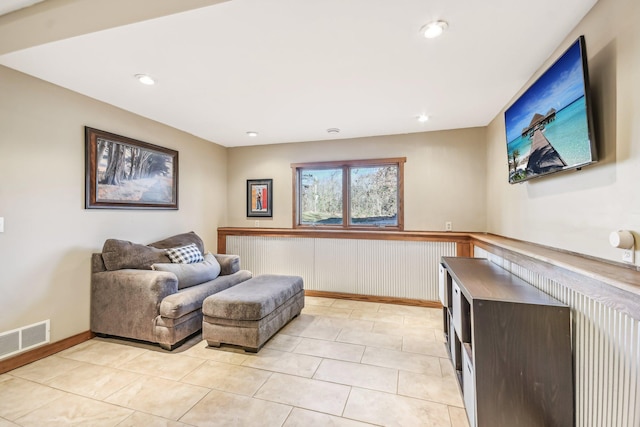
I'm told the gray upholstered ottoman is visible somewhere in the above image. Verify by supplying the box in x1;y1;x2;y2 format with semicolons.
202;274;304;352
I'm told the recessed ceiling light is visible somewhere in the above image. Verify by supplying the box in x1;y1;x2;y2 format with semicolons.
327;128;340;134
135;74;155;85
421;20;448;39
417;114;429;123
246;131;258;137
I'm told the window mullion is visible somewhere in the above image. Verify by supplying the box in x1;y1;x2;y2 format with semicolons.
343;165;349;228
297;167;303;227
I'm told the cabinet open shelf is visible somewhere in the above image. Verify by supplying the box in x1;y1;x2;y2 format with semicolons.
439;257;573;427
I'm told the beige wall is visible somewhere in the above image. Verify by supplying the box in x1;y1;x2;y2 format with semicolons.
485;0;640;263
227;128;487;232
3;0;638;347
0;66;228;340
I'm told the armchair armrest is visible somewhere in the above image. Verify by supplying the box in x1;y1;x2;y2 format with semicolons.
213;254;241;276
90;269;178;343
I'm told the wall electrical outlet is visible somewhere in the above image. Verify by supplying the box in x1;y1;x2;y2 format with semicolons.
254;220;260;227
445;221;452;231
622;249;634;264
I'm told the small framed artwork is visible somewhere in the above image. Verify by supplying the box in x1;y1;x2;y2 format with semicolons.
85;127;178;209
247;179;272;217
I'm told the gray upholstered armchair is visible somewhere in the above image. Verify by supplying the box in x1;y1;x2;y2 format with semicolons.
90;232;252;350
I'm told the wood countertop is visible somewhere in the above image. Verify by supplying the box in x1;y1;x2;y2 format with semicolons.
218;227;640;318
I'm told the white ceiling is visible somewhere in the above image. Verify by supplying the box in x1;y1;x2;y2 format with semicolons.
0;0;597;147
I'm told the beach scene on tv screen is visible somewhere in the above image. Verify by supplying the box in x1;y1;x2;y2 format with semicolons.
505;39;593;183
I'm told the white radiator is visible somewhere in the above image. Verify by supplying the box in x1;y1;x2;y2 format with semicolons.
0;320;50;360
475;247;640;427
227;235;456;300
314;238;359;293
229;236;315;285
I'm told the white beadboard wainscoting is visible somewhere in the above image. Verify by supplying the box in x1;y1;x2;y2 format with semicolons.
226;235;456;301
475;246;640;427
220;229;640;427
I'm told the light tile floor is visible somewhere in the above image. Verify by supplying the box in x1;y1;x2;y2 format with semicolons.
0;297;470;427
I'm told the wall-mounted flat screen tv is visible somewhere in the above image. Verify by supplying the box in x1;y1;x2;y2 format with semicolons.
504;35;597;184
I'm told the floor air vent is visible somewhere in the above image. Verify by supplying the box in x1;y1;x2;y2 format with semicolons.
0;320;50;359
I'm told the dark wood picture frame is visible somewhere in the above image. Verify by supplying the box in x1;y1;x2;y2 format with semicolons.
85;127;178;209
246;179;272;217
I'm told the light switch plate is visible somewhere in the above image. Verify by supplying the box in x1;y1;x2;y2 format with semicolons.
0;217;4;233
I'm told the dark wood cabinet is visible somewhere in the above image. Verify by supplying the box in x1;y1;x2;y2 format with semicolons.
440;257;573;427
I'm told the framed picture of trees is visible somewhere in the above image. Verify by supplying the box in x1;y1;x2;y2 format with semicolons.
85;127;178;209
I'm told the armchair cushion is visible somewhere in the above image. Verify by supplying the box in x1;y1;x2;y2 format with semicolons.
160;270;253;319
148;231;205;255
101;231;206;271
213;254;241;276
152;253;221;289
102;239;169;271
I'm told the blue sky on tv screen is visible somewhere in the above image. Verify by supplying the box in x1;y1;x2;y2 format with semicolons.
505;39;586;143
